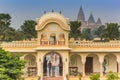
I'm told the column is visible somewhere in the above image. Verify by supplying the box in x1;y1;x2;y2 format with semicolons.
37;53;43;78
99;56;104;77
81;55;86;77
63;57;69;80
118;62;120;73
100;62;103;77
82;63;85;77
117;56;120;73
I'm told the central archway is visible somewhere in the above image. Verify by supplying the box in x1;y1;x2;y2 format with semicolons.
43;52;63;77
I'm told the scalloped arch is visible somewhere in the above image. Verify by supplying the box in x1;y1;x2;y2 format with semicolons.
36;18;70;31
35;12;70;31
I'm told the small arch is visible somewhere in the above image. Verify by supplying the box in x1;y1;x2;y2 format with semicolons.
24;54;37;67
49;33;56;45
58;33;65;45
103;54;117;73
69;54;82;75
24;54;37;76
40;33;48;45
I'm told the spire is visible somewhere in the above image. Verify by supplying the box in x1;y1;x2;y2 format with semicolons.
88;13;95;24
77;6;85;21
96;18;102;25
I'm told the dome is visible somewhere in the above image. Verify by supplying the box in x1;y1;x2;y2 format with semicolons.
36;12;70;31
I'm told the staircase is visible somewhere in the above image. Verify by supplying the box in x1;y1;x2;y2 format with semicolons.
43;76;63;80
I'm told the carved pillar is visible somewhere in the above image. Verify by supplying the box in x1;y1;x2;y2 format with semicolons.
117;55;120;73
37;53;41;77
63;52;69;80
99;55;104;77
81;54;87;77
37;52;43;78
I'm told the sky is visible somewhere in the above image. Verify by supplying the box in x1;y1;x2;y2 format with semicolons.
0;0;120;29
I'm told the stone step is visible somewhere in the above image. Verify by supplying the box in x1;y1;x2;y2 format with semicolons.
43;76;63;80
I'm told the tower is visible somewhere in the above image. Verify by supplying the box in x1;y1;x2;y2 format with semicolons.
77;6;85;21
96;18;102;26
77;6;87;30
88;13;95;27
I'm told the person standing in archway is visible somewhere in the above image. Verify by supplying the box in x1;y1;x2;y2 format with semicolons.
102;59;107;74
47;60;52;77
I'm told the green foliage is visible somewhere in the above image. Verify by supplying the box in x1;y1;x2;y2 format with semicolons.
95;25;106;40
90;73;100;80
0;48;26;80
0;13;37;41
106;71;119;80
105;23;120;40
81;28;93;40
20;20;37;40
69;21;81;39
0;13;24;41
0;13;11;41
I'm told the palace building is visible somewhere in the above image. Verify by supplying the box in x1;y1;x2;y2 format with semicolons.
1;12;120;80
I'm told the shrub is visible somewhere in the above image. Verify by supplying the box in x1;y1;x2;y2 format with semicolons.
90;73;100;80
106;71;119;80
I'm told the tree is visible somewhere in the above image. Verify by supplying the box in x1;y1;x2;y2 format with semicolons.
0;48;25;80
20;20;37;40
95;25;106;40
69;21;81;39
82;28;93;40
0;13;11;41
105;23;120;40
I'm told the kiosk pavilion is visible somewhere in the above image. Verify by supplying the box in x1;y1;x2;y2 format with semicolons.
1;12;120;80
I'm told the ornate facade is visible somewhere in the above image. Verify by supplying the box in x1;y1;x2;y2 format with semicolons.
1;12;120;80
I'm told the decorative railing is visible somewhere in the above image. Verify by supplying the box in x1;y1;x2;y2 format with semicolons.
1;41;37;48
1;40;120;48
40;41;65;45
69;40;120;48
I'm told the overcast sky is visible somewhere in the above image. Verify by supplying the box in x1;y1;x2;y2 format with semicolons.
0;0;120;29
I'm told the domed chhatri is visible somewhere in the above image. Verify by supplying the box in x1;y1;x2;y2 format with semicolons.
36;12;70;31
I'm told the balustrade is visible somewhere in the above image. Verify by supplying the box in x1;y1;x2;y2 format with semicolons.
40;41;65;45
69;40;120;48
1;41;37;48
1;40;120;48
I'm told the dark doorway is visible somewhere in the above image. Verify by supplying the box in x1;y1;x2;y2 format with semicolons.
85;57;93;75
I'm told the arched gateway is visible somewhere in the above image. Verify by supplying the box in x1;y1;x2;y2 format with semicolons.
43;52;63;77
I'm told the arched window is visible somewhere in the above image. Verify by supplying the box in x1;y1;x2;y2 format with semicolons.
49;33;56;45
58;33;65;45
24;55;37;76
40;33;48;45
24;55;36;67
